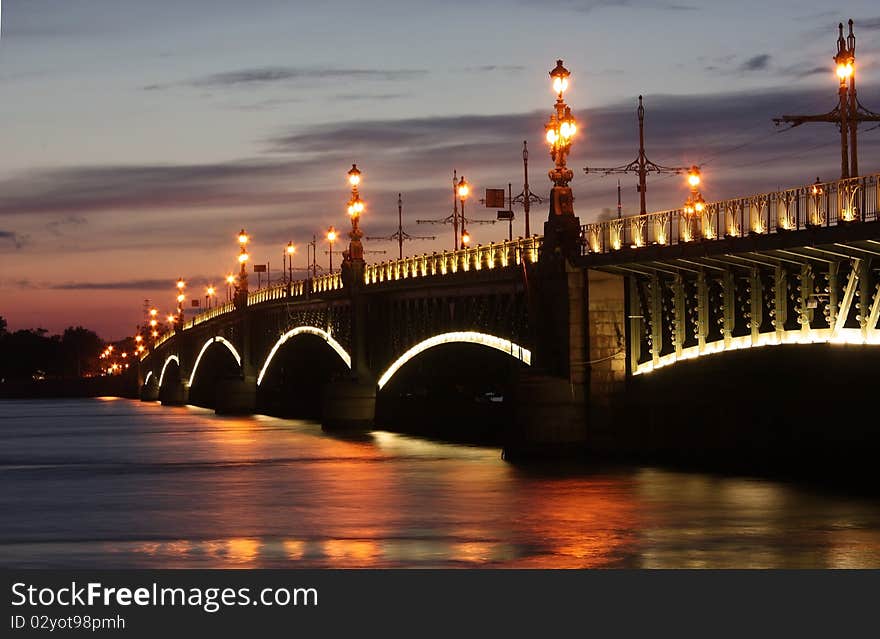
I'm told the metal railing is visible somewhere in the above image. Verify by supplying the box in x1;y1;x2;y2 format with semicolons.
364;236;542;284
184;301;236;329
581;173;880;255
150;236;542;345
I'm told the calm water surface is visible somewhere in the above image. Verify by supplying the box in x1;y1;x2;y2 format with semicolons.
2;398;879;568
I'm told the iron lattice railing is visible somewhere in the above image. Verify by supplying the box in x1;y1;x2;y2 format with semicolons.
580;173;879;255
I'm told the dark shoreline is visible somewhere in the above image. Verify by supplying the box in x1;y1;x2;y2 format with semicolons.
0;376;138;400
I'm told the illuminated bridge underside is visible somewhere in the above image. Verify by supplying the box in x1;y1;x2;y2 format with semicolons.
592;231;880;375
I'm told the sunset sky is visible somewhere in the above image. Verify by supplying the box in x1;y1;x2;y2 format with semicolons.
1;0;879;339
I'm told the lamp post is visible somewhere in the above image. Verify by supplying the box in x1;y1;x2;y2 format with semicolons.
346;164;365;263
835;32;854;179
206;286;215;309
236;229;250;303
545;60;577;200
543;59;581;257
682;165;705;240
326;227;337;273
175;278;185;326
285;242;295;284
457;176;470;249
225;273;235;302
809;177;824;226
148;308;159;342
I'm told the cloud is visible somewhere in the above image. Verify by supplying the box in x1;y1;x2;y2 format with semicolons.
46;215;88;235
857;17;880;31
521;0;695;12
739;54;772;72
0;230;30;249
333;93;410;102
464;65;527;73
147;66;428;91
50;279;200;291
1;86;877;241
0;159;328;217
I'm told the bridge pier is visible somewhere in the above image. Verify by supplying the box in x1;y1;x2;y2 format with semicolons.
504;372;587;459
139;382;159;402
160;380;189;406
215;376;257;415
322;379;376;431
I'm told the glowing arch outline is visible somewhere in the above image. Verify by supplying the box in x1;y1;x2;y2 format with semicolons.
158;355;180;388
188;336;243;387
377;331;532;390
143;371;154;387
257;326;352;386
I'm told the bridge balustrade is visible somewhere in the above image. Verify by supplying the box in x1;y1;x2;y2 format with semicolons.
186;301;237;328
581;173;880;254
363;236;542;284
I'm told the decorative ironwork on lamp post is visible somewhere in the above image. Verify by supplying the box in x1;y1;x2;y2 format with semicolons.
542;59;582;258
175;278;185;326
236;229;250;304
457;175;470;249
681;166;705;241
545;60;576;193
345;164;365;264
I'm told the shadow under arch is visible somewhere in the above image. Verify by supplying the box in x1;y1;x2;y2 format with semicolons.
188;336;242;387
158;355;180;390
256;326;352;419
187;337;244;409
375;331;532;444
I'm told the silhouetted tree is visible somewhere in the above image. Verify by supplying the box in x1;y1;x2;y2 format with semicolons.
61;326;104;377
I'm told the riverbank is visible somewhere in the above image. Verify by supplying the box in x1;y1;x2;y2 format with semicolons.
0;375;138;399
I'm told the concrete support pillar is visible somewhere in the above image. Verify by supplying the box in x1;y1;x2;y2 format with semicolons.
160;380;188;406
323;257;377;431
215;376;257;415
322;380;376;431
140;380;159;402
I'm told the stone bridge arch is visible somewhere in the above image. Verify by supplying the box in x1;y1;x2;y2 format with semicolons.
255;326;352;419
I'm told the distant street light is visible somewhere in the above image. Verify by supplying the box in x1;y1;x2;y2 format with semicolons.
326;227;338;273
285;242;296;284
225;273;235;301
206;286;215;309
175;278;185;325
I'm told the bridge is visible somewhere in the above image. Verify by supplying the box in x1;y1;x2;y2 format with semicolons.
139;170;880;458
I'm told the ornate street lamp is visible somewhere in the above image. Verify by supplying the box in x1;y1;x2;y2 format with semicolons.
346;164;365;263
681;165;705;241
542;59;582;257
236;229;250;301
175;278;185;325
545;60;577;195
206;285;215;309
457;175;470;249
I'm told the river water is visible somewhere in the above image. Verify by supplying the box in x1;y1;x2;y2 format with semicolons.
1;398;879;568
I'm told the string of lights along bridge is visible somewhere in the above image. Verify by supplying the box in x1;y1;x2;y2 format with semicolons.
122;19;878;448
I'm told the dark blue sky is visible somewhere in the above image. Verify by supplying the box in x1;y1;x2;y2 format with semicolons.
1;1;879;337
